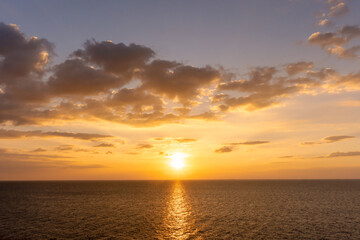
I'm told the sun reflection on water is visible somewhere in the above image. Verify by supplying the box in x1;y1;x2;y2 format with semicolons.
163;181;197;239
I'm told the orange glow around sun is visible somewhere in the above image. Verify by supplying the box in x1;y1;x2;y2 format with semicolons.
168;152;188;170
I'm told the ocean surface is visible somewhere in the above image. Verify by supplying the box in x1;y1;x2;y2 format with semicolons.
0;180;359;240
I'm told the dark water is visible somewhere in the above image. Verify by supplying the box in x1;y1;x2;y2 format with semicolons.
0;180;359;240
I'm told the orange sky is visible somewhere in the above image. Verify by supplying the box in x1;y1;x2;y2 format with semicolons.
0;0;360;180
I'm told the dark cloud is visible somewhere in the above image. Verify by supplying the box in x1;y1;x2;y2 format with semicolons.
72;40;154;77
300;141;319;146
323;135;355;143
214;146;233;153
0;148;105;174
307;32;347;47
0;148;70;161
336;72;360;86
106;87;164;115
94;143;115;148
136;143;154;149
30;148;46;153
339;25;360;40
227;141;270;145
0;23;53;80
0;128;112;140
327;45;360;59
328;2;349;17
326;151;360;158
285;62;314;76
301;135;355;145
140;60;220;105
0;22;358;129
317;19;334;27
55;145;74;151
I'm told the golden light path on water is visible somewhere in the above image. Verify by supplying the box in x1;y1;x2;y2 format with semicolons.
162;181;198;239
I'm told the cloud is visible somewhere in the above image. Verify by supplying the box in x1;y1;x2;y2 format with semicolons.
154;137;198;143
227;141;269;145
285;62;314;76
308;25;360;59
55;145;74;151
307;32;347;47
214;146;233;153
0;148;70;161
323;135;355;143
0;23;53;79
301;135;355;145
328;2;349;17
327;45;360;58
136;143;154;149
0;128;113;140
317;19;334;27
48;59;123;96
72;39;154;77
326;151;360;158
300;141;319;146
339;25;360;40
30;147;46;153
106;87;164;115
94;143;115;148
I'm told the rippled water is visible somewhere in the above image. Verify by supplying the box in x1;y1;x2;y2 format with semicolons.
0;180;359;239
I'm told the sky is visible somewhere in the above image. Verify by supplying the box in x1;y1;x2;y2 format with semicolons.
0;0;360;180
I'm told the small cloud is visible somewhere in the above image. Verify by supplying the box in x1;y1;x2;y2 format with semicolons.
323;135;355;143
75;148;91;152
300;141;320;146
214;146;233;153
301;135;355;146
227;141;269;145
285;62;314;76
30;147;47;153
106;151;113;154
326;151;360;158
94;143;115;148
136;143;154;149
55;145;74;151
0;128;113;140
279;155;294;159
328;2;349;17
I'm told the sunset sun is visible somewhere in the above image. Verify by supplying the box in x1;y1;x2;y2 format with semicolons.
169;152;188;170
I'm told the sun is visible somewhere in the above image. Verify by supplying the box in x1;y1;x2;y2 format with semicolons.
168;152;188;170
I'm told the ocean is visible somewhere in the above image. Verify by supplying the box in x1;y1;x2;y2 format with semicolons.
0;180;359;239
